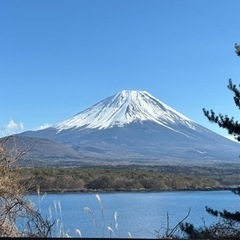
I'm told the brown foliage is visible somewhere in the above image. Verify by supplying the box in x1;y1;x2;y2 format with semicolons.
0;136;53;237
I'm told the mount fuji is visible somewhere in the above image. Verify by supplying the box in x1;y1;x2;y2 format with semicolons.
20;90;240;165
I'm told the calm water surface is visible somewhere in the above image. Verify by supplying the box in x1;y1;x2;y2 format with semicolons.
29;191;240;238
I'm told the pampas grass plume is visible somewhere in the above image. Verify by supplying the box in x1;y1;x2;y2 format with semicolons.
75;229;82;237
84;207;92;214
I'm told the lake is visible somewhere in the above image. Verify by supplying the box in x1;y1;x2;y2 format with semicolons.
28;191;240;238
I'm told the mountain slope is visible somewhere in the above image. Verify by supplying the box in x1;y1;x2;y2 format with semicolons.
21;90;240;165
55;90;195;131
0;135;88;167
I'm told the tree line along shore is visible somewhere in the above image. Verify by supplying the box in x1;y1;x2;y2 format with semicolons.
14;164;240;193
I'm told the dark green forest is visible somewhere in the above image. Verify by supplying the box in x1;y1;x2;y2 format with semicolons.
15;164;240;193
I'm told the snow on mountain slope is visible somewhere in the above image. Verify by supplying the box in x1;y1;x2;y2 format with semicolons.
20;90;240;164
55;90;196;132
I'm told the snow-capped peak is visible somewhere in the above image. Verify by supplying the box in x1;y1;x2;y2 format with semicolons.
55;90;195;131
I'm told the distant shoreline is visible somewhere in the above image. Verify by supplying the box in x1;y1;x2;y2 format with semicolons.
18;165;240;195
29;186;235;195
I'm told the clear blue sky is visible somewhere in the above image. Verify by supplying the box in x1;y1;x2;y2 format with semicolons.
1;0;240;137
